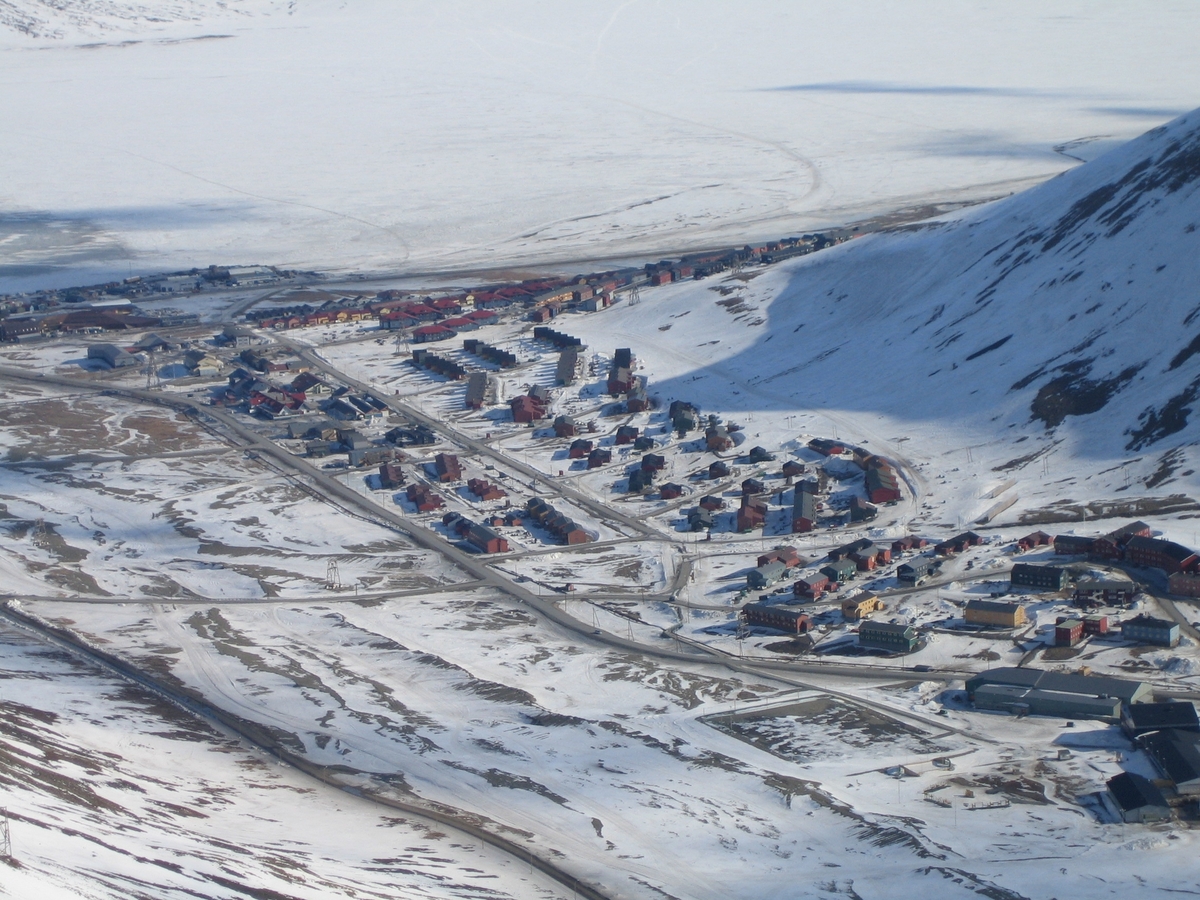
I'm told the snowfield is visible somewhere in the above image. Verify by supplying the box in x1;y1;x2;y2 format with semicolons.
2;1;1199;290
3;5;1200;900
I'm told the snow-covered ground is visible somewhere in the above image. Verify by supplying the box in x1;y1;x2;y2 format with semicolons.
3;2;1200;290
0;620;570;900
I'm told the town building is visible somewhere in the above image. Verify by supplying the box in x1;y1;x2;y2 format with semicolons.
963;599;1026;628
972;684;1121;721
569;439;594;459
863;457;902;503
742;603;811;634
792;487;817;534
464;372;495;409
1054;618;1084;647
859;621;919;654
849;496;877;523
434;453;462;482
736;497;767;532
793;574;830;601
553;415;578;438
1073;579;1137;607
1121;614;1180;647
841;593;883;621
935;532;984;556
587;448;612;469
821;559;857;586
758;547;801;569
1017;531;1053;551
660;482;684;501
1168;571;1200;597
87;343;143;368
747;561;787;590
615;425;639;444
1124;536;1199;574
378;462;405;490
1010;563;1069;592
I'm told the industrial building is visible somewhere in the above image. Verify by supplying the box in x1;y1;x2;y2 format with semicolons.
1106;772;1171;824
1122;701;1200;739
966;667;1151;719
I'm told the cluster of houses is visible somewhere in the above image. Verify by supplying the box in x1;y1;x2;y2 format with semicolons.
221;366;388;425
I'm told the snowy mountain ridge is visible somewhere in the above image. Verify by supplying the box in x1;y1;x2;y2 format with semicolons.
568;107;1200;528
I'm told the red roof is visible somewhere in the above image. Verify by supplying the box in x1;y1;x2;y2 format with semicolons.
413;324;452;336
467;310;498;321
440;317;473;328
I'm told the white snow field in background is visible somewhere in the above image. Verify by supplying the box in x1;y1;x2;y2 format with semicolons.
2;1;1199;290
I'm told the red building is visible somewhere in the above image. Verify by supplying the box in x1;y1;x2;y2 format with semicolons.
864;457;902;503
406;484;444;512
615;425;639;444
1017;531;1053;551
511;395;546;423
1124;536;1198;574
1055;618;1084;647
737;497;767;532
412;324;455;343
793;574;829;601
660;483;683;500
435;453;462;482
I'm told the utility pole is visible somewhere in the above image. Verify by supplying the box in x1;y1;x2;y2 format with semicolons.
0;808;12;861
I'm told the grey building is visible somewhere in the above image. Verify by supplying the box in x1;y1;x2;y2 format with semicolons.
747;561;787;590
896;557;937;585
821;559;857;585
1121;614;1180;647
87;343;144;368
972;683;1122;720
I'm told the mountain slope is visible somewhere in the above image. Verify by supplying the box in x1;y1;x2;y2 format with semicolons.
569;107;1200;529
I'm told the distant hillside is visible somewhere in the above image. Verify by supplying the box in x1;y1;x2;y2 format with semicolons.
570;108;1200;527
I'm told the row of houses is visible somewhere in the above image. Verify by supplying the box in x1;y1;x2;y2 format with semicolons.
463;339;518;368
410;348;466;380
525;498;591;545
1055;522;1200;577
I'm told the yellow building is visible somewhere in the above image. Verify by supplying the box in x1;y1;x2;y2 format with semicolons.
842;593;884;621
963;599;1027;628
